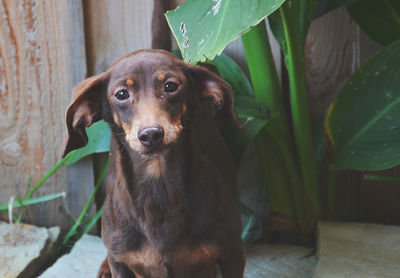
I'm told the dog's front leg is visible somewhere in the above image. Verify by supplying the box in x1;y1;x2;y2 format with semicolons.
97;257;112;278
106;253;136;278
219;252;246;278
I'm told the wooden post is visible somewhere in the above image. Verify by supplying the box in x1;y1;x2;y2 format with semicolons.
0;0;95;229
83;0;154;75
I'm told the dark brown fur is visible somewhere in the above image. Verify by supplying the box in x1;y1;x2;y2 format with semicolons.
61;50;245;278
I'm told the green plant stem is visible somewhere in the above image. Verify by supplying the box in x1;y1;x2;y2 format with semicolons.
263;122;313;232
256;134;296;219
242;21;294;218
280;5;321;218
242;20;316;231
25;153;72;200
82;207;103;235
15;197;24;223
3;154;71;223
0;193;65;211
242;22;289;131
241;214;255;240
16;178;33;222
63;156;109;245
242;20;314;232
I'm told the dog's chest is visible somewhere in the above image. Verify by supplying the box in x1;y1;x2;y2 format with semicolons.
115;243;220;278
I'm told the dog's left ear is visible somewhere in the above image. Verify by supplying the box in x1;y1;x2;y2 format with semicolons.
61;72;109;158
190;65;243;129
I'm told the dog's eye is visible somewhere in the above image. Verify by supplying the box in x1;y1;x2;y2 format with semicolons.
164;82;179;93
115;89;129;101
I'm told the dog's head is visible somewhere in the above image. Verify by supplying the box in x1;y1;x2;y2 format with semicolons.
61;50;241;158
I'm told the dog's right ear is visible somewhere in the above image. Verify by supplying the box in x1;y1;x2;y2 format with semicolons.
61;73;109;158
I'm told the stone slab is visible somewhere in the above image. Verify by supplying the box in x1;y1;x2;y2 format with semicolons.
0;222;60;278
244;244;316;278
40;235;316;278
314;222;400;278
40;234;107;278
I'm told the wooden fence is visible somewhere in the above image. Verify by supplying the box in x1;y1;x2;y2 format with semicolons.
0;0;398;231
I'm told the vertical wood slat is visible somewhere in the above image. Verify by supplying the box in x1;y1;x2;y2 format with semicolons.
83;0;154;75
0;0;95;228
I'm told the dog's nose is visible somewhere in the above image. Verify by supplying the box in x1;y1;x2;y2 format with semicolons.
138;126;164;148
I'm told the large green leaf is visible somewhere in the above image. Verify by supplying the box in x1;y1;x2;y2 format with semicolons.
0;192;65;211
325;40;400;170
208;53;254;97
65;120;111;166
166;0;285;64
172;50;254;97
222;96;270;165
347;0;400;46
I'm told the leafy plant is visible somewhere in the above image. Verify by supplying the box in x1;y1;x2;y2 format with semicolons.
62;156;109;245
166;0;400;236
347;0;400;46
325;40;400;171
167;0;285;63
0;120;110;245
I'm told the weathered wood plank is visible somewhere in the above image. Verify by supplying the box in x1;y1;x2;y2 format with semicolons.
0;0;94;228
83;0;154;75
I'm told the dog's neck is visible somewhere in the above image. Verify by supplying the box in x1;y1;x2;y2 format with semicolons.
111;103;228;248
113;118;193;248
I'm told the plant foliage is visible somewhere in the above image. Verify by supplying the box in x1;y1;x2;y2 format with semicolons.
325;40;400;170
347;0;400;46
166;0;285;64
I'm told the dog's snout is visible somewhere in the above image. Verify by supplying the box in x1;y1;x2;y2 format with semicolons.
138;126;164;148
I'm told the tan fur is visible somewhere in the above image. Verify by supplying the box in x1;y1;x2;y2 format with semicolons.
157;73;165;81
174;245;220;265
115;244;219;277
126;78;134;86
182;103;187;115
116;247;167;277
113;111;122;126
144;155;166;178
124;99;181;154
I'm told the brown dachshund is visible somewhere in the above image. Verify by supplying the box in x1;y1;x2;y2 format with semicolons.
61;50;245;278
